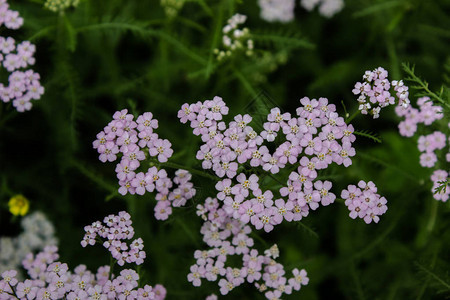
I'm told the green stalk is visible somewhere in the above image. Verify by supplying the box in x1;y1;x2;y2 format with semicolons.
346;110;359;124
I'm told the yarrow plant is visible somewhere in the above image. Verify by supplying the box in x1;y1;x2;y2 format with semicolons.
0;0;44;112
214;14;254;61
178;96;372;232
190;197;309;298
93;109;196;220
395;96;449;201
0;211;166;299
177;93;387;296
44;0;80;12
341;181;388;224
353;66;410;118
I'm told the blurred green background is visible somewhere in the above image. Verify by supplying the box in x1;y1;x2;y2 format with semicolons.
0;0;449;299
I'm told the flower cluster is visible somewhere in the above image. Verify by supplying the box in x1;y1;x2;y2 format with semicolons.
160;0;185;18
0;0;44;113
214;14;254;60
93;109;196;220
44;0;79;12
191;197;309;299
396;96;444;137
300;0;344;18
396;96;449;201
81;211;146;266
179;96;356;179
0;212;57;276
341;181;388;224
179;96;356;231
417;131;447;168
214;174;336;233
258;0;295;23
353;67;410;118
0;245;166;299
0;0;22;29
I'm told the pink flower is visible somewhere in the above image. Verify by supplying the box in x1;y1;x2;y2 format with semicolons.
178;103;197;123
267;107;291;127
136;112;158;131
288;268;309;291
154;201;172;220
187;265;204;287
299;157;318;179
252;208;275;232
398;120;417;137
273;199;294;223
260;122;279;142
262;153;284;174
206;96;229;120
232;173;259;197
99;141;119;162
131;172;154;195
314;180;335;206
149;139;173;163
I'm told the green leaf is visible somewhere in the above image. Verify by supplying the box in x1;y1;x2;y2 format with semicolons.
415;262;450;292
251;30;315;50
76;20;207;65
354;130;382;143
353;0;403;18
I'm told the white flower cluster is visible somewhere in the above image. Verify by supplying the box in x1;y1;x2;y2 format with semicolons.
0;211;57;277
214;14;254;61
258;0;295;23
160;0;185;18
44;0;79;12
301;0;344;17
258;0;344;22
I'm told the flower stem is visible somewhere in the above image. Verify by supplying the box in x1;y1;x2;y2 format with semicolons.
108;256;115;281
426;198;438;234
346;110;359;124
8;283;18;299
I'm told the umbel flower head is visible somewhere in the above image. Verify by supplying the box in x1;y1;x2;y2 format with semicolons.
44;0;79;12
214;14;254;60
93;109;197;221
8;194;29;216
341;181;388;224
179;96;360;232
81;211;146;266
353;66;410;119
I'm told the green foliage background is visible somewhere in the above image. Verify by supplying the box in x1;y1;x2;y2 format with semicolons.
0;0;449;299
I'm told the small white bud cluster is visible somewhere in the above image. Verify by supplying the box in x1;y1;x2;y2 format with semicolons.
44;0;80;12
214;14;254;61
160;0;185;18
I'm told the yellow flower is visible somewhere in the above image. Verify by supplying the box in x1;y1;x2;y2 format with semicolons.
8;195;30;216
